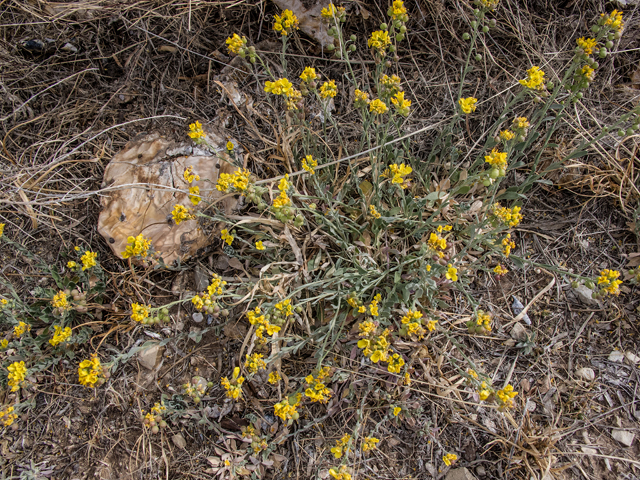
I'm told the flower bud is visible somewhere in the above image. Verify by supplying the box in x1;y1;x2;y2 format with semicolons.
462;32;470;40
474;54;482;61
350;34;357;42
380;23;388;31
482;26;489;33
605;41;613;49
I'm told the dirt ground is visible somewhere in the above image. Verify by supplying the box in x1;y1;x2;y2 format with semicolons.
1;0;639;479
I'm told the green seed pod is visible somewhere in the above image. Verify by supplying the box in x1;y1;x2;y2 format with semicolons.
349;44;356;52
614;31;621;40
482;179;491;187
462;32;470;40
151;426;159;434
576;92;583;99
393;20;402;29
498;168;506;177
474;9;480;16
395;33;405;41
591;25;600;33
350;34;357;42
326;44;335;51
489;168;499;179
585;280;595;289
389;45;396;52
159;421;167;428
546;81;554;90
489;19;496;27
626;128;634;136
400;26;407;34
380;23;388;31
471;21;478;29
475;54;482;61
482;26;489;33
207;381;214;388
571;281;579;289
605;41;613;49
618;130;626;137
599;48;607;58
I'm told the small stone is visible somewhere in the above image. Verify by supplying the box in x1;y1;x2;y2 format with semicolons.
576;367;595;381
581;447;598;455
138;343;164;370
61;42;78;53
611;429;635;447
520;378;531;393
608;350;624;363
192;312;204;323
510;322;527;341
445;468;478;480
573;284;600;306
625;352;640;364
194;265;209;292
172;433;187;449
475;466;486;477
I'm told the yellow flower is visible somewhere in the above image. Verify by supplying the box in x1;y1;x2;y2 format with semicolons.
217;168;251;193
493;264;508;276
369;98;388;114
286;88;302;111
268;371;281;384
131;303;150;323
502;233;515;257
513;116;529;130
476;311;492;332
387;353;405;373
225;33;246;55
329;465;352;480
368;30;391;53
0;405;17;427
0;339;8;349
392;406;401;416
49;325;72;346
443;453;458;466
597;269;622;296
369;204;381;219
207;274;226;296
519;66;545;90
354;89;370;107
7;361;27;392
52;291;69;310
274;394;301;422
389;0;407;21
81;251;97;271
188;186;201;206
493;203;522;227
458;97;478;114
321;3;345;20
264;78;293;96
581;65;595;81
67;261;77;269
383;163;412;188
300;67;317;82
446;264;458;282
496;384;518;408
499;130;515;141
244;353;267;374
273;9;299;36
484;149;508;168
13;321;30;338
380;74;402;95
188;121;205;140
226;141;234;151
78;354;103;388
171;204;193;225
331;434;351;458
255;241;265;251
478;0;499;8
220;229;234;246
362;436;380;452
0;223;4;238
391;91;411;116
122;234;152;259
369;293;381;317
221;367;245;400
302;155;318;174
320;80;338;99
576;37;598;55
601;9;623;33
183;165;200;183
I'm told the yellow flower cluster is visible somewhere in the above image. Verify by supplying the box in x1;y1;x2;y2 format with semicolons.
247;307;281;340
300;67;317;83
81;251;97;271
443;453;458;466
496;384;518;409
7;361;26;392
484;149;508;168
383;163;412;188
220;229;234;246
273;9;299;36
216;168;251;193
304;366;332;403
369;204;381;219
245;353;267;374
476;310;492;332
400;310;426;339
49;325;72;346
273;174;292;209
275;298;294;317
600;9;623;33
0;405;17;427
369;293;381;316
188;120;205;140
380;74;401;95
329;465;352;480
354;89;370;107
265;78;293;96
597;269;622;296
321;3;346;20
369;98;388;114
389;0;407;21
256;241;265;251
458;97;478;114
13;321;30;338
331;434;351;458
221;367;245;400
499;130;515;141
122;234;152;259
52;291;69;310
513;117;530;130
302;155;317;174
320;80;338;99
183;165;200;183
188;185;201;206
428;232;447;257
502;233;515;257
493;203;522;227
368;30;391;53
581;65;595;81
358;325;397;367
576;37;598;55
519;66;545;90
268;371;281;384
78;354;104;388
493;264;508;276
446;264;458;281
171;204;194;225
225;33;246;55
391;91;411;116
0;223;4;238
362;436;380;452
131;303;150;323
274;393;301;423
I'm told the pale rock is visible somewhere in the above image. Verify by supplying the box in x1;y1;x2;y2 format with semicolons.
608;350;624;363
510;322;527;341
138;343;164;370
445;468;478;480
475;465;486;477
98;129;239;266
581;447;598;455
576;367;595;381
272;0;333;46
611;429;634;447
573;284;600;306
625;351;640;364
172;433;187;449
